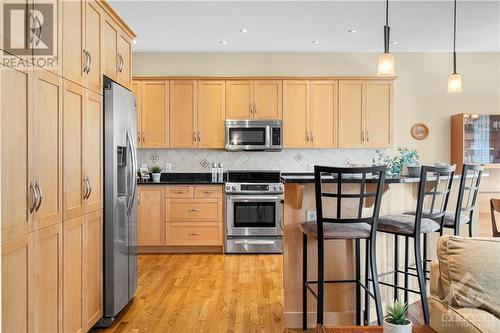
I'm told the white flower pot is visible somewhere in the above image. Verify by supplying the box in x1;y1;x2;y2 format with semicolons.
152;173;161;182
383;318;412;333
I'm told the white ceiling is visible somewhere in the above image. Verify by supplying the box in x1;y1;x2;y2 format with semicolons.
109;0;500;52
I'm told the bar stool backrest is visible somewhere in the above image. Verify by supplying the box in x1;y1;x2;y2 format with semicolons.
491;199;500;237
313;165;387;240
415;165;456;236
452;164;484;233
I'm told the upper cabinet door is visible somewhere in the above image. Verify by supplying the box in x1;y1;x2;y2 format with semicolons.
197;81;225;148
117;32;132;89
1;63;33;241
225;80;253;119
170;80;197;148
131;81;142;147
311;80;338;148
338;81;364;148
33;70;63;231
84;91;103;213
365;81;392;148
84;0;102;94
33;0;62;74
141;80;169;148
63;80;85;220
62;0;85;85
254;80;282;119
283;80;310;148
102;15;118;81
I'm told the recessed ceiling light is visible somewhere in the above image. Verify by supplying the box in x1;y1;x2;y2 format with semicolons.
239;28;249;33
390;41;398;45
312;40;320;44
347;29;357;33
219;40;227;45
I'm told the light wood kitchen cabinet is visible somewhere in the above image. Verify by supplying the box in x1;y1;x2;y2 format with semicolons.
137;186;165;246
311;81;338;147
338;80;392;148
33;0;62;73
2;233;33;333
283;80;310;148
137;80;169;148
1;63;33;241
63;215;85;333
62;0;85;85
84;0;103;94
33;223;63;333
170;80;198;148
284;80;338;148
63;81;103;219
84;210;103;329
63;81;86;220
84;91;103;213
197;80;226;148
33;70;63;231
102;13;132;89
117;32;132;88
226;80;282;120
102;14;118;81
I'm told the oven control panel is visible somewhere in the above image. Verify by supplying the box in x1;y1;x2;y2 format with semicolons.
225;182;284;194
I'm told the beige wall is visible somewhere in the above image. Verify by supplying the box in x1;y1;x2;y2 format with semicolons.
133;52;500;164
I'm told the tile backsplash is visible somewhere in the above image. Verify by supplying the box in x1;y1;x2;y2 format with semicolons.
138;148;383;172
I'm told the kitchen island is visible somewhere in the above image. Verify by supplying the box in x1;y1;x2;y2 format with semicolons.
281;173;474;329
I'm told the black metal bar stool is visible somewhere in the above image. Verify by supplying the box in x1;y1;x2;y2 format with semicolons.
376;164;456;325
300;165;386;330
405;164;484;237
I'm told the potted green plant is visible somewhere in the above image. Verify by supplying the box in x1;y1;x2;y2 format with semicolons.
372;147;420;177
383;300;412;333
150;165;162;183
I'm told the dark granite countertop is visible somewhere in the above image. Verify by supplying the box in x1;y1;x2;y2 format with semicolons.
138;173;225;185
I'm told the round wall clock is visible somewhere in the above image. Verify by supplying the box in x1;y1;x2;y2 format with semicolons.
411;123;429;140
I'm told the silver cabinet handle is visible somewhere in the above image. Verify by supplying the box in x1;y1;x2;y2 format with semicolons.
203;191;213;194
83;50;89;74
366;130;369;142
306;130;310;142
141;131;145;143
310;131;314;143
254;104;257;114
34;182;43;212
174;190;184;194
361;130;365;143
117;54;122;73
188;232;200;236
87;51;92;74
29;182;37;213
188;208;200;212
137;194;140;206
83;177;89;199
197;130;201;143
193;131;197;143
86;177;92;199
250;105;253;114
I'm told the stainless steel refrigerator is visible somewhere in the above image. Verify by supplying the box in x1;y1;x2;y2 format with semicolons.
98;79;138;327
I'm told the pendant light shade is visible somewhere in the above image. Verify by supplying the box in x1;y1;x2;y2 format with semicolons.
447;0;462;93
377;0;395;76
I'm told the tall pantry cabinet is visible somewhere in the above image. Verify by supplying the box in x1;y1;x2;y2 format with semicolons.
1;1;136;332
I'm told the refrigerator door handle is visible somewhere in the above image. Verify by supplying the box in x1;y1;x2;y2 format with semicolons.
126;129;138;216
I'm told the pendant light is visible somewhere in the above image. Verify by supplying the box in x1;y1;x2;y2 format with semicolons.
447;0;462;93
377;0;395;76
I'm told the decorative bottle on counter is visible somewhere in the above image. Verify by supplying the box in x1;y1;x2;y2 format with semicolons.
218;162;224;183
211;163;217;183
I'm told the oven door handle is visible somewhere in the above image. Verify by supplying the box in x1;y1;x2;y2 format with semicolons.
234;240;278;245
227;195;283;202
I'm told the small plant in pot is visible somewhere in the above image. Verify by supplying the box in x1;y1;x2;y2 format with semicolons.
150;165;162;183
383;300;412;333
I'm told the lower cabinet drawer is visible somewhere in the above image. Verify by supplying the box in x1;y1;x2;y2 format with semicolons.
166;223;222;246
166;200;222;222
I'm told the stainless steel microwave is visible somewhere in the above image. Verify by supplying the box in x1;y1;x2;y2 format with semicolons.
225;119;283;151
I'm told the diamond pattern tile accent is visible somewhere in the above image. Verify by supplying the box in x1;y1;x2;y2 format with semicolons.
199;159;209;168
150;154;159;163
293;153;304;163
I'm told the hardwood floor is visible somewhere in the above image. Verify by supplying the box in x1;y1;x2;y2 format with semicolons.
92;254;293;333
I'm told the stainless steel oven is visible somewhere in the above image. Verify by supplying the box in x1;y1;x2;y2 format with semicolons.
225;119;282;151
225;171;284;254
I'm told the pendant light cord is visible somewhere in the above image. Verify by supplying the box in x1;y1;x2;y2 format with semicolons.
453;0;457;73
384;0;390;53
